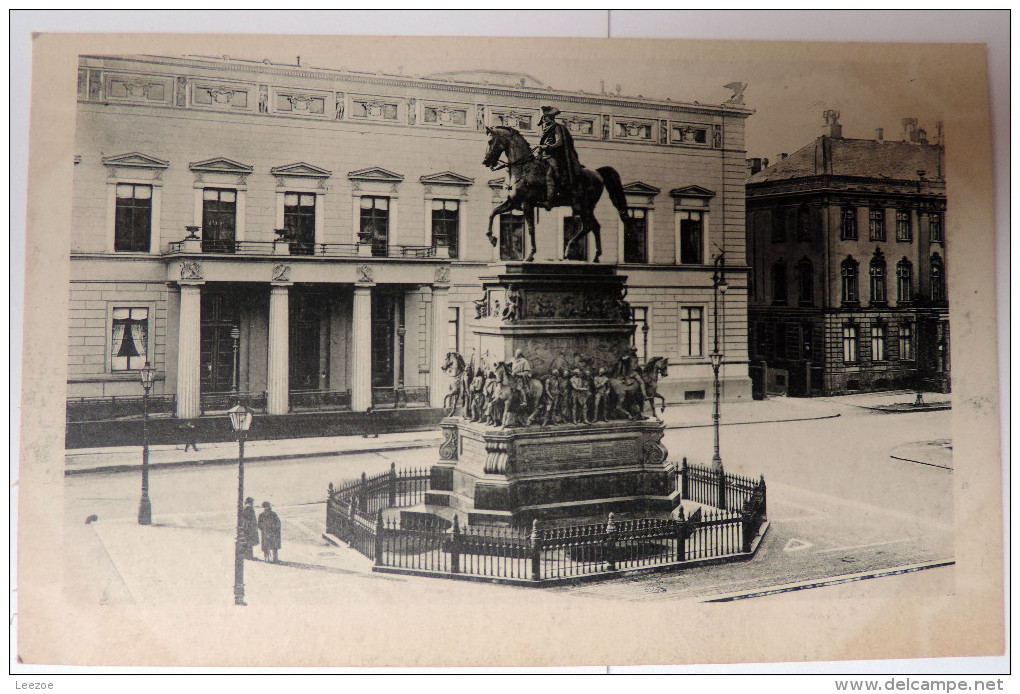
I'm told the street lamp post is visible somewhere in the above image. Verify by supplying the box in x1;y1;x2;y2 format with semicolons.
230;326;240;395
137;362;157;525
711;253;728;471
229;402;254;606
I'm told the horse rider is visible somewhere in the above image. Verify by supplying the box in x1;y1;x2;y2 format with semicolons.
538;106;582;210
468;367;486;422
620;347;648;403
510;349;533;411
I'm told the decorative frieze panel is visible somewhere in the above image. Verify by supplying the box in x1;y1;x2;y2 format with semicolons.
613;117;656;142
350;95;400;121
271;87;331;117
191;81;255;111
670;121;712;147
420;100;471;128
103;72;174;105
489;107;537;132
559;112;599;139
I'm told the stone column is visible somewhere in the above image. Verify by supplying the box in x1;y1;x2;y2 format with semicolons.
351;285;373;411
176;283;202;419
266;284;290;415
430;284;450;408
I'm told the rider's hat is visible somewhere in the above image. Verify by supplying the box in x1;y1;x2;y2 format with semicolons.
541;106;561;117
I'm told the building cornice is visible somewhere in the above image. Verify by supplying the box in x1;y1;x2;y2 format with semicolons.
79;53;755;119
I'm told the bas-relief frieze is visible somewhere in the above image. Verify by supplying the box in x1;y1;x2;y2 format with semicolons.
104;73;174;105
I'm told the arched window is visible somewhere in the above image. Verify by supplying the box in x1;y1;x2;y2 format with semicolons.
771;260;788;305
930;253;945;302
797;257;813;306
896;258;913;303
840;256;859;305
869;248;887;304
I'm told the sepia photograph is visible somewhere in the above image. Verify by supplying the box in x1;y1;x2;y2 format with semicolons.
11;10;1008;682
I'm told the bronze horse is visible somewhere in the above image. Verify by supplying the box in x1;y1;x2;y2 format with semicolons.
609;356;669;421
441;350;470;416
482;126;630;263
489;361;544;428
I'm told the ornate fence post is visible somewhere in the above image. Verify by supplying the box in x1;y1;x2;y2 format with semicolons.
326;483;335;535
717;466;727;510
741;503;753;553
359;471;368;514
605;512;618;571
676;505;686;562
388;462;397;507
760;475;768;518
681;458;689;500
347;496;357;540
374;509;384;566
450;514;461;574
529;519;542;582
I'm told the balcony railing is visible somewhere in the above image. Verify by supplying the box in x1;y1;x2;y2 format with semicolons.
372;386;430;409
290;389;352;411
166;240;437;259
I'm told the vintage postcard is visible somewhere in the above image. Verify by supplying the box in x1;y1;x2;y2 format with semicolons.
15;27;1004;670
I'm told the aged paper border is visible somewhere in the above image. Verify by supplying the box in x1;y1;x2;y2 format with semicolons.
14;23;1006;669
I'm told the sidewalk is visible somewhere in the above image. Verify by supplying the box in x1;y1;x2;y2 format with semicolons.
65;391;950;475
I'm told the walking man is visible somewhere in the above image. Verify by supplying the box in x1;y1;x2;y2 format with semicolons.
242;497;259;560
257;501;282;563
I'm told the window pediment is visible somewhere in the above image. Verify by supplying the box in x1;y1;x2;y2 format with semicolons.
271;162;332;179
348;166;404;183
669;185;716;199
420;171;474;187
488;177;507;189
189;157;254;174
623;181;661;197
102;152;170;170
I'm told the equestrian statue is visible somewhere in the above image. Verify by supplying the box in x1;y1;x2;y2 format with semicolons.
482;106;630;263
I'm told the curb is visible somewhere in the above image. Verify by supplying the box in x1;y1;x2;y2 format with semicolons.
702;559;955;602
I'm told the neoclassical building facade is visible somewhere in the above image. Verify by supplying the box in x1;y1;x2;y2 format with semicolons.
69;54;754;422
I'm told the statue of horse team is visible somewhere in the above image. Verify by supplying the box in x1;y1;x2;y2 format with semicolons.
482;125;630;263
442;350;668;429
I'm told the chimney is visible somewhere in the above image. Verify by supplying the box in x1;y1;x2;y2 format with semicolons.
747;158;763;176
917;128;928;144
762;157;770;169
875;127;884;141
901;117;918;142
780;153;788;160
822;109;843;139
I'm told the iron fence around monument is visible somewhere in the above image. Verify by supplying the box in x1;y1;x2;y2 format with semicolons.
675;458;766;514
326;460;767;585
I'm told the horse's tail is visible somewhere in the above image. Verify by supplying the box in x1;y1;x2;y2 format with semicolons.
597;166;629;223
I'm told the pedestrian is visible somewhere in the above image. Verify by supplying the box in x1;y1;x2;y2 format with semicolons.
242;497;259;560
180;420;199;452
362;406;379;438
257;501;282;563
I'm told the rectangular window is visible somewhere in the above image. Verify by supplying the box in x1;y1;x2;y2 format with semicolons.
679;307;703;357
899;323;915;361
284;192;316;255
678;210;703;263
360;196;389;257
111;307;149;371
841;208;857;240
896;262;913;303
115;183;152;252
871;324;886;361
563;216;588;261
202;188;237;253
842;325;858;363
447;307;460;355
797;261;814;306
499;212;525;260
631;306;649;362
929;213;943;243
771;262;788;305
624;208;648;263
431;199;460;259
895;210;912;241
869;209;886;241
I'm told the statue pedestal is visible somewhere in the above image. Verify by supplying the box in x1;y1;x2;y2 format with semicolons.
426;417;677;526
422;262;676;527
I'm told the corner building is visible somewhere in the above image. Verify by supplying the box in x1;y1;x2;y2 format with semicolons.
69;54;754;422
745;114;949;397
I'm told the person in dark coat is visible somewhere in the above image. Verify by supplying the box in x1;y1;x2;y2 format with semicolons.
241;497;259;560
180;420;199;452
257;501;282;563
537;105;582;210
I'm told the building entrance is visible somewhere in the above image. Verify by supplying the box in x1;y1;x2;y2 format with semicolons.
371;292;396;388
200;292;240;393
290;292;326;390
